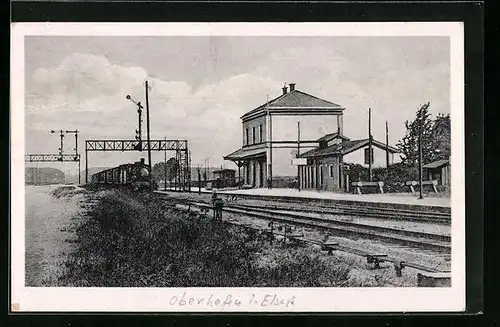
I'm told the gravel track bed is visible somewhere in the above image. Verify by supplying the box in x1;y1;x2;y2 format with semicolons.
175;202;451;273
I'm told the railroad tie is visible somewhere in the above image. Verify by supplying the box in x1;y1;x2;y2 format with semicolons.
322;241;339;255
394;261;406;277
366;254;388;269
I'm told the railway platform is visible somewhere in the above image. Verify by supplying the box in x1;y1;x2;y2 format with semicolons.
161;186;451;213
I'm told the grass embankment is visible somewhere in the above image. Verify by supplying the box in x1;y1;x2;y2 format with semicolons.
60;189;404;287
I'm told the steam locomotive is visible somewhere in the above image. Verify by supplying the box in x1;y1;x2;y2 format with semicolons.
91;158;157;192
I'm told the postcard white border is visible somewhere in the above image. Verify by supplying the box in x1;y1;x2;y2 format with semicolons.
11;22;465;312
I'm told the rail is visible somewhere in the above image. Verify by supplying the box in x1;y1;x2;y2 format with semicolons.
163;197;450;276
154;193;451;275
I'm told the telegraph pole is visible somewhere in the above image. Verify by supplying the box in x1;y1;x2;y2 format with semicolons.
297;121;301;191
368;108;373;181
145;80;152;177
66;129;80;184
385;121;390;168
267;94;273;189
418;106;425;200
164;136;167;191
204;158;207;185
198;164;201;194
207;157;210;181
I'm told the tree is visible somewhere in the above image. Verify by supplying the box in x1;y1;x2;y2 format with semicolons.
397;103;450;166
152;158;179;181
429;113;451;162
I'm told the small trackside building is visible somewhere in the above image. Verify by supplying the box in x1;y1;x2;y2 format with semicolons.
423;159;450;187
297;133;399;192
224;83;345;188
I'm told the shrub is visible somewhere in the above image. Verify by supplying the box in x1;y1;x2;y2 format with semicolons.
346;162;419;193
60;190;352;287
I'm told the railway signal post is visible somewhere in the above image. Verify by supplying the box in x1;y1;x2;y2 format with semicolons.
65;129;80;184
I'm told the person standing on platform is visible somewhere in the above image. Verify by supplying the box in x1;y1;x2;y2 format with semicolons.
212;190;223;220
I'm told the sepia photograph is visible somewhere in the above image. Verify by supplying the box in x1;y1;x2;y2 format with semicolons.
11;22;465;312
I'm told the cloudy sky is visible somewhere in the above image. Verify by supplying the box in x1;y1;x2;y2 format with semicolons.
24;36;450;174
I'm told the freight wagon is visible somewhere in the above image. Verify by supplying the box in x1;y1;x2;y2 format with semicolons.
91;158;157;192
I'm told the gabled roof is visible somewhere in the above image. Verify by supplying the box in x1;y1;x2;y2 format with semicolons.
299;140;365;158
317;132;351;142
423;159;449;169
299;138;399;159
241;89;344;120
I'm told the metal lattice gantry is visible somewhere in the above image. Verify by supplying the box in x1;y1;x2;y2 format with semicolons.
84;139;191;191
25;154;80;162
25;153;81;184
85;139;188;152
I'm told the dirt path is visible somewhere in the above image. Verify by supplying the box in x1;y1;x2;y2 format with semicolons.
24;185;86;286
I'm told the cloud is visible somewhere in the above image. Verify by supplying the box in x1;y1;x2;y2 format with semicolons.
25;40;450;170
25;53;286;167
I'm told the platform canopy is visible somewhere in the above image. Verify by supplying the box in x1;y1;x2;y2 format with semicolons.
223;147;266;161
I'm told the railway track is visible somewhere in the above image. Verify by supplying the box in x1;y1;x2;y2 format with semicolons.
223;219;447;274
153;192;450;254
198;202;451;254
231;202;451;225
152;192;451;275
156;189;451;224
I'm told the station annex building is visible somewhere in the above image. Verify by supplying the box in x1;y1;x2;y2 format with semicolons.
224;83;398;192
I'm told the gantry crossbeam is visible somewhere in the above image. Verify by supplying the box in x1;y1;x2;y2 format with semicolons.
85;140;188;152
25;153;81;184
25;154;80;162
84;139;191;191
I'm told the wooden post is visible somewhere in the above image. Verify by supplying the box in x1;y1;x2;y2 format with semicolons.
198;165;201;194
163;137;167;191
368;108;373;181
85;148;88;184
297;121;301;192
418;110;424;199
145;81;152;182
386;120;389;168
268;96;273;189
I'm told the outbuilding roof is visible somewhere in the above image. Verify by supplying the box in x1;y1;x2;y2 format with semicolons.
241;89;344;120
299;138;399;158
317;132;351;142
423;159;450;169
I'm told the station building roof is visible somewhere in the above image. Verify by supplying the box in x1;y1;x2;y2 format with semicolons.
241;86;345;121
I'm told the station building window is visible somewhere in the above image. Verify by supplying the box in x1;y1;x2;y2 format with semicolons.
329;165;334;178
252;127;256;144
245;128;249;145
259;125;263;142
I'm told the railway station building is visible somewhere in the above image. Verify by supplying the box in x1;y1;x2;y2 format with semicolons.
224;83;345;188
297;134;399;192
